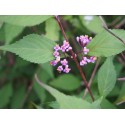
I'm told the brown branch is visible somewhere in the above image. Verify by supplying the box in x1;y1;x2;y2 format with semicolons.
6;53;15;66
55;15;94;101
83;58;101;99
62;20;80;53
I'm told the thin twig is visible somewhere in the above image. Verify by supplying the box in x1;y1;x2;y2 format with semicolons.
109;16;122;27
121;52;125;60
99;16;125;45
20;81;34;108
115;18;125;29
117;77;125;81
99;16;108;29
83;58;101;99
117;56;125;67
76;50;84;55
55;15;94;101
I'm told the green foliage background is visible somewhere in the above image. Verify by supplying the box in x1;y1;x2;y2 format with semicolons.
0;15;125;109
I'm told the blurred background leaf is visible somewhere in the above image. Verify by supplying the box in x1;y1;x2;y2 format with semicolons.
49;74;81;91
79;15;103;34
0;15;52;26
45;18;60;41
10;84;26;108
0;23;24;44
98;57;117;97
0;83;13;108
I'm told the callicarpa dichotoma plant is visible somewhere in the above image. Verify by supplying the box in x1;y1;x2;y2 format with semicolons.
0;15;125;109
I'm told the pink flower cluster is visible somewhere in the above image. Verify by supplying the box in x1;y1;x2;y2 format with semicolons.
80;56;97;66
50;40;72;73
76;35;92;47
76;35;97;66
50;35;97;73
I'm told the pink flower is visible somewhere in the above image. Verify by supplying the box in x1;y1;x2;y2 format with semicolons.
50;60;58;66
61;59;68;66
76;37;80;42
63;65;71;73
53;51;59;57
56;56;60;62
61;45;67;52
66;46;72;52
61;40;71;52
54;44;61;51
57;66;63;72
80;57;89;66
76;35;92;47
89;56;97;63
80;60;87;66
83;47;89;54
63;40;70;48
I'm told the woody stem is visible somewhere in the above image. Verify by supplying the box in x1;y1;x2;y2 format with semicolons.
55;15;94;101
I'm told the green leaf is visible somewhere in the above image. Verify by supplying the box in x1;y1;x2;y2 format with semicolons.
0;23;24;44
41;62;54;78
0;83;13;108
0;16;52;26
0;34;56;64
78;87;100;103
49;74;81;91
10;84;26;108
101;99;116;109
114;61;123;77
30;102;42;109
115;84;125;105
69;17;91;35
118;84;125;98
48;101;60;109
80;15;103;33
112;29;125;40
33;83;46;103
98;57;117;97
45;18;60;41
108;86;120;97
36;81;102;109
87;29;125;57
0;21;3;29
115;95;125;105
